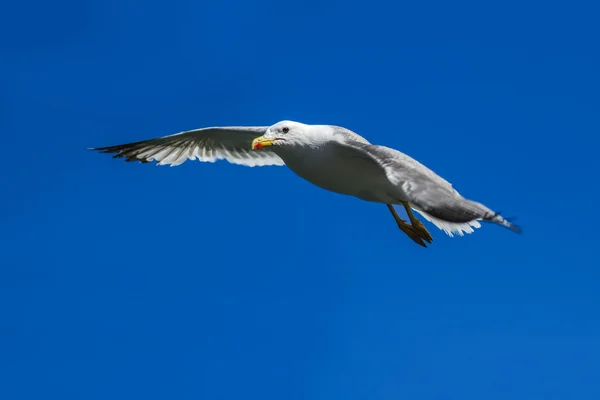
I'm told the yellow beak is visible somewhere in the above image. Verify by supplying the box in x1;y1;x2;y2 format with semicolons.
251;136;275;150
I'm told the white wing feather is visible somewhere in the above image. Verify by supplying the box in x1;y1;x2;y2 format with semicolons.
91;126;285;167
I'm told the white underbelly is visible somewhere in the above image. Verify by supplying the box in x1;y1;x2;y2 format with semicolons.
279;147;403;203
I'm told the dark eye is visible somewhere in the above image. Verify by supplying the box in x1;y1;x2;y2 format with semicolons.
282;127;289;134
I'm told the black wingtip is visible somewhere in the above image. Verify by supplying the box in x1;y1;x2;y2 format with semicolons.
504;216;522;234
88;146;112;153
87;143;150;163
508;223;522;234
487;211;522;234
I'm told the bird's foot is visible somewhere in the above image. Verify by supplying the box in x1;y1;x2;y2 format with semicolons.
396;220;429;248
387;204;431;248
410;220;433;244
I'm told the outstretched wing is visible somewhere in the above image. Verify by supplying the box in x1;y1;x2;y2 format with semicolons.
90;126;285;167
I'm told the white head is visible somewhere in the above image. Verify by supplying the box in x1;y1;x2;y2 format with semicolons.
251;120;324;150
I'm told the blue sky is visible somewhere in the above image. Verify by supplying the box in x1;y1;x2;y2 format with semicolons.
1;0;599;399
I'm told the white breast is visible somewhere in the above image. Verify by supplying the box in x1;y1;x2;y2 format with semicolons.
276;142;400;203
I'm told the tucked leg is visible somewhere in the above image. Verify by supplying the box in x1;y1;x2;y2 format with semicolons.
387;204;427;247
401;201;433;243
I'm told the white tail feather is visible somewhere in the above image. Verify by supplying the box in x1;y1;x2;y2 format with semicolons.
413;208;482;238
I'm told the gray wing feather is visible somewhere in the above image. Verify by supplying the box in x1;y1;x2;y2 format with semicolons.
90;126;285;167
338;140;494;223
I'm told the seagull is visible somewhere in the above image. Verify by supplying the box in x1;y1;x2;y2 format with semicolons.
90;120;520;247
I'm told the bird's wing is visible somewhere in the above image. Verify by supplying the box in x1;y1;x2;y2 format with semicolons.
336;139;458;194
90;126;285;167
335;139;488;236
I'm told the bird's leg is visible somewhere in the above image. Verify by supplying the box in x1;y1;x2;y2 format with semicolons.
386;205;427;247
401;201;433;243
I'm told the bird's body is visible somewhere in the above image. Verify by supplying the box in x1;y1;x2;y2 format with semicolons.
91;120;520;246
276;131;392;203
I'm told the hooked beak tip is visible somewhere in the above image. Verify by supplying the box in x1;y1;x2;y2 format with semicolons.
251;136;274;150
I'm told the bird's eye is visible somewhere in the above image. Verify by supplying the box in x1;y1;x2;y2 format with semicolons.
282;127;289;134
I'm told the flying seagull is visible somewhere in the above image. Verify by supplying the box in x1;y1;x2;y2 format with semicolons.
90;120;520;247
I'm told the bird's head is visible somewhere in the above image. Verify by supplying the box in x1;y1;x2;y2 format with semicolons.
251;120;310;150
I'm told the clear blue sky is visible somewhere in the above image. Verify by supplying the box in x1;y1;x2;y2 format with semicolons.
1;0;599;399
